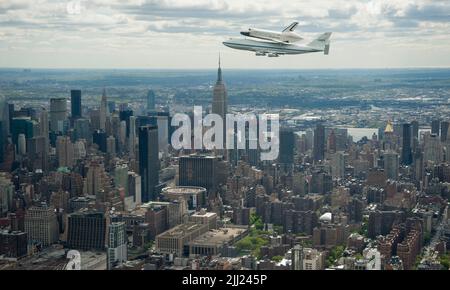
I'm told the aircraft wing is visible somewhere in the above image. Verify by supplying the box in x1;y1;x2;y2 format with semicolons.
267;38;293;44
282;22;299;32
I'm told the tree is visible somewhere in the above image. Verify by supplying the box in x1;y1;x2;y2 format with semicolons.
440;254;450;270
271;255;284;263
326;246;345;268
250;212;264;231
358;216;369;237
273;225;284;234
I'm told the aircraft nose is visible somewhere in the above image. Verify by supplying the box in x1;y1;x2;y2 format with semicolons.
240;32;250;37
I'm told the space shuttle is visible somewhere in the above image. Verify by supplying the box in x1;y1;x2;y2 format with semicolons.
240;22;303;43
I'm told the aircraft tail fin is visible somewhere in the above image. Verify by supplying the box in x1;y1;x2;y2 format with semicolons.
282;22;299;32
308;32;332;54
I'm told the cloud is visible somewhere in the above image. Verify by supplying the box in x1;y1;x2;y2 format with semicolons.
0;0;449;68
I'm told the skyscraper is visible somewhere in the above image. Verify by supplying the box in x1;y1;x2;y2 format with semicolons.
147;90;155;112
401;123;412;165
74;118;91;142
441;121;449;142
70;90;82;120
86;160;104;196
423;133;442;163
179;155;218;194
128;172;141;205
331;151;345;179
17;134;26;155
291;244;304;270
0;94;10;138
11;117;34;150
0;95;9;163
107;222;127;270
384;152;399;180
27;136;49;172
107;135;116;157
411;120;419;153
100;88;108;131
431;119;440;136
93;130;107;152
212;57;227;120
49;98;67;132
129;116;137;158
39;108;49;150
313;123;325;162
212;57;227;154
119;108;133;136
56;136;74;168
411;120;419;139
0;173;14;216
24;204;59;247
156;112;170;156
139;125;159;202
279;128;295;165
327;129;337;153
0;231;27;258
67;211;106;251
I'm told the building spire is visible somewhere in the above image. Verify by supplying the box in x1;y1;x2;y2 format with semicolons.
217;53;222;83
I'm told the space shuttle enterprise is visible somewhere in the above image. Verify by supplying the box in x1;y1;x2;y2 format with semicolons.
223;22;332;57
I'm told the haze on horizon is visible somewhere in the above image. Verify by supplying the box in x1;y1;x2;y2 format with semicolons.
1;0;450;69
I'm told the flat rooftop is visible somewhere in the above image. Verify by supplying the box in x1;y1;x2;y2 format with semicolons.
157;223;207;239
140;201;171;209
191;212;217;218
162;186;206;195
189;227;248;246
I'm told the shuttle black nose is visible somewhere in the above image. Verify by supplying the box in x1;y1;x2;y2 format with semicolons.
240;32;250;37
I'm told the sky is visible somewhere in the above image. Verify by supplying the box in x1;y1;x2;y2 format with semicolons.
1;0;450;69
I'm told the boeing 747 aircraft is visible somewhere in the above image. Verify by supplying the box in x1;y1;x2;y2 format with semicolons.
223;23;332;57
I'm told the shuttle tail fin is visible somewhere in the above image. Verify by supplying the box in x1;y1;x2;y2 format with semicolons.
308;32;332;54
282;22;299;32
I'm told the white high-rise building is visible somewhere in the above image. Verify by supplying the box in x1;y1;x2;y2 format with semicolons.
363;248;381;270
157;115;169;156
107;222;127;270
302;248;325;270
128;172;141;205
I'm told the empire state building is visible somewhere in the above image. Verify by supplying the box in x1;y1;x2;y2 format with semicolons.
212;57;227;120
211;57;228;155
